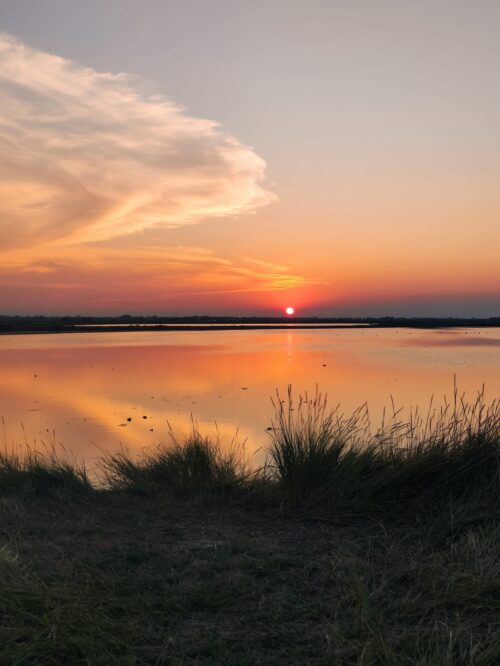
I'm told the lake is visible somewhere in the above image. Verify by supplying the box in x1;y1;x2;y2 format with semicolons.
1;327;499;470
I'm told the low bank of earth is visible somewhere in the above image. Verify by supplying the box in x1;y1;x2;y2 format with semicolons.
1;489;499;665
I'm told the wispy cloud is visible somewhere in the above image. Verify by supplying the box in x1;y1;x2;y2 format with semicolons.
0;245;322;312
0;33;325;313
0;245;320;292
0;33;274;249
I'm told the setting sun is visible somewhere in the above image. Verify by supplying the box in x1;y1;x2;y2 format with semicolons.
285;306;295;316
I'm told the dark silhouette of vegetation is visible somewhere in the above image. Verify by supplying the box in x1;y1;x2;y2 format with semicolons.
0;390;499;664
1;313;499;334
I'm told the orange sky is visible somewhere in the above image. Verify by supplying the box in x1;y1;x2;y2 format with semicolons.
0;2;499;316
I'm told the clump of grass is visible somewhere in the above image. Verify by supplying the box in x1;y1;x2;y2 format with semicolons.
0;442;91;499
102;424;249;500
268;385;500;520
377;393;499;507
267;386;380;511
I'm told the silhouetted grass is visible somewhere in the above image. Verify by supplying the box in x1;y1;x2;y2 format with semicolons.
0;442;92;499
2;389;498;517
267;386;500;521
102;425;250;500
0;389;499;663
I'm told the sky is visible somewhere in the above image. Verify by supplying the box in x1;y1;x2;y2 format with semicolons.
0;0;499;317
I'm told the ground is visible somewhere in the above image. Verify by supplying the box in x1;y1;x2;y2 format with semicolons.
1;490;499;665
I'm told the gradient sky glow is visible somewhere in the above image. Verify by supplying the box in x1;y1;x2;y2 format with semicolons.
0;0;499;316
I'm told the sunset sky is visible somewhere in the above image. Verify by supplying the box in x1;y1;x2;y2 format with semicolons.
1;0;499;316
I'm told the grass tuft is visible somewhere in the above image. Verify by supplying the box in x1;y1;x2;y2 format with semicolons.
0;444;92;499
102;425;249;500
268;385;500;520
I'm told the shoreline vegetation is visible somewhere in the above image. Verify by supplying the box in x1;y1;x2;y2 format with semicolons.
1;389;499;664
0;314;499;335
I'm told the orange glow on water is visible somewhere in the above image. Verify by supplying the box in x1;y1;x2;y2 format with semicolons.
0;328;498;466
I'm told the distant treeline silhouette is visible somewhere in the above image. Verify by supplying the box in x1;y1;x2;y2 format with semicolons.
0;314;499;334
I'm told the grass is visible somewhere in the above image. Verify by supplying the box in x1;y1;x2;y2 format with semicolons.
0;388;499;664
0;444;92;499
102;424;248;500
267;386;500;522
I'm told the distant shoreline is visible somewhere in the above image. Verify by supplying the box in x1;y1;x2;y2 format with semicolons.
0;323;376;335
0;316;499;335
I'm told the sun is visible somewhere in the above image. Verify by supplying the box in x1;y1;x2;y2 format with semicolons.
285;306;295;316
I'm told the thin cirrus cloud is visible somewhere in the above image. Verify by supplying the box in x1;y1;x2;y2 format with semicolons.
0;245;312;292
0;245;321;313
0;32;275;250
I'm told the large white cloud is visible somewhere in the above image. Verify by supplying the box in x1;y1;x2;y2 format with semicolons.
0;33;274;249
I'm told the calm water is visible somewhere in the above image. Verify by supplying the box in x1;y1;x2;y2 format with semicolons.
1;327;499;468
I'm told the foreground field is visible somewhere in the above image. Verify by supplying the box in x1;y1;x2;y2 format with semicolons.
0;390;499;664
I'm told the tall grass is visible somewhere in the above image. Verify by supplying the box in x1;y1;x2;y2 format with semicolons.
102;424;249;499
267;385;500;519
267;386;378;510
0;388;498;521
0;425;91;498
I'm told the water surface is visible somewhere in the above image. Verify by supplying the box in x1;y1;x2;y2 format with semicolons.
1;327;499;468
